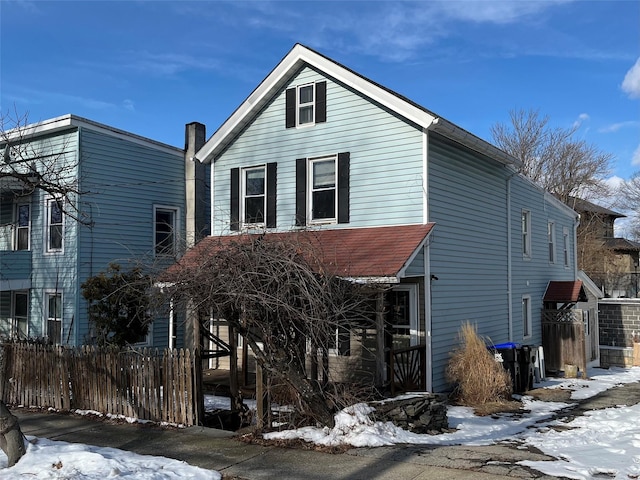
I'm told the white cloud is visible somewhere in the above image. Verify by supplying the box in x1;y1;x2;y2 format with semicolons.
572;113;590;129
622;57;640;99
123;99;135;112
599;121;640;133
633;144;640;166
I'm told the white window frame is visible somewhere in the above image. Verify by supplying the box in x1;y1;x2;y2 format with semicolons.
153;205;179;257
522;210;531;258
14;201;31;251
11;291;29;339
45;198;64;254
547;221;555;264
241;165;266;227
522;295;532;339
563;226;570;267
45;291;62;345
307;155;337;224
296;83;315;127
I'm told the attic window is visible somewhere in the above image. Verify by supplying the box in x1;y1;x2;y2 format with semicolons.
285;81;327;128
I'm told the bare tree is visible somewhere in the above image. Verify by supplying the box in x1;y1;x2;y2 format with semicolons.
491;109;613;204
618;174;640;240
164;233;373;428
1;110;86;224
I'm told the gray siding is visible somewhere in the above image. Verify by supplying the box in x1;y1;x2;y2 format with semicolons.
212;66;425;234
77;127;185;345
428;133;510;390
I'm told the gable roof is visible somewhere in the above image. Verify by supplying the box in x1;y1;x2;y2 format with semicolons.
568;196;625;219
1;114;182;156
165;224;435;283
197;44;519;168
543;280;588;303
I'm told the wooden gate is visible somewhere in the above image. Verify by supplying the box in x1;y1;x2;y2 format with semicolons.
541;309;587;376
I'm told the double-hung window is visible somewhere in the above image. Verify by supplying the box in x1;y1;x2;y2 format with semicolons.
297;84;315;126
285;81;327;128
12;291;28;339
242;166;266;225
522;210;531;258
15;203;30;251
309;156;337;222
295;152;349;226
231;163;276;230
563;227;570;267
548;221;555;263
154;206;178;256
46;292;62;345
46;199;63;253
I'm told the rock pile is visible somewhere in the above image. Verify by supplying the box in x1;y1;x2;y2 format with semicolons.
369;393;448;434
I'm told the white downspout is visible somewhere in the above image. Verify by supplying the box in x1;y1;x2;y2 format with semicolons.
422;128;432;391
210;159;215;235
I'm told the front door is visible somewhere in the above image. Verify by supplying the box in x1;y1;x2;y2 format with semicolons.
386;284;423;393
386;284;419;349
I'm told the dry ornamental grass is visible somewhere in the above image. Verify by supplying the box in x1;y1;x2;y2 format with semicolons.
446;322;513;406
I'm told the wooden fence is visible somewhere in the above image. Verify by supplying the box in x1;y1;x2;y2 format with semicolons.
541;309;587;376
0;343;202;426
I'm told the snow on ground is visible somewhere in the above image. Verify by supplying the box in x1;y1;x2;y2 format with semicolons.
265;366;640;480
0;436;220;479
0;366;639;479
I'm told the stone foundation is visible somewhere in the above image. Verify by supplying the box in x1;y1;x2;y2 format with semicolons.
369;393;448;434
599;346;634;368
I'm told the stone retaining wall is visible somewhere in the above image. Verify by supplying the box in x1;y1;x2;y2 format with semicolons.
369;393;448;434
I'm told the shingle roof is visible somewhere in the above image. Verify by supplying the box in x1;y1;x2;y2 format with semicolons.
605;237;640;252
166;224;435;282
543;280;588;303
568;197;625;218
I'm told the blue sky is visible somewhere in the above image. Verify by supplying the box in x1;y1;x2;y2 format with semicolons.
2;0;639;183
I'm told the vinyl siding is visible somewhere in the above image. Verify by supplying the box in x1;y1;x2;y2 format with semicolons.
77;127;185;345
427;133;578;391
212;66;425;234
428;132;510;391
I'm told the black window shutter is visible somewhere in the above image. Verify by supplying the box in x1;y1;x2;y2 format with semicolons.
285;88;296;128
315;81;326;124
230;168;240;231
295;158;307;226
337;152;350;224
266;162;277;228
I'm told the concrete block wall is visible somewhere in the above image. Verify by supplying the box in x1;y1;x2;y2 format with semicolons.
599;299;640;367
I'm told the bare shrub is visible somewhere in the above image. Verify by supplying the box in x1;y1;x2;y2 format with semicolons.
446;322;512;405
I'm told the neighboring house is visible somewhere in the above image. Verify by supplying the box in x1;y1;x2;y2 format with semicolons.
0;115;209;347
182;44;581;392
569;196;640;298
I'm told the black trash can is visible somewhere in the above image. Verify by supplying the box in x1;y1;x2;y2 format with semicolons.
517;345;536;393
490;342;521;393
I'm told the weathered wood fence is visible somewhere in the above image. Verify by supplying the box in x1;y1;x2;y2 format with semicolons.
0;343;202;426
541;309;587;376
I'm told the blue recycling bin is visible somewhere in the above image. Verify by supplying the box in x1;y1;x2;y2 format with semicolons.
489;342;522;393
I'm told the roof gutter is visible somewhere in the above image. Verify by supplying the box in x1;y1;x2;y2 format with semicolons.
429;117;521;168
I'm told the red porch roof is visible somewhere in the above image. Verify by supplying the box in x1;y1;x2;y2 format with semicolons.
167;224;435;282
543;280;588;303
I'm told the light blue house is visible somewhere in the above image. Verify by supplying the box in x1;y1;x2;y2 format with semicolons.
186;44;581;392
0;114;208;348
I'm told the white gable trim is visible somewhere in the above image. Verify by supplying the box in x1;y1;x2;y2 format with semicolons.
198;44;438;164
198;44;519;169
2;114;182;156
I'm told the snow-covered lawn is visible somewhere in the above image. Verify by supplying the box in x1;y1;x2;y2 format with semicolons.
0;366;639;479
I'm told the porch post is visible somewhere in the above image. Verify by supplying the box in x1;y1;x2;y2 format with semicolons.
375;290;386;388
